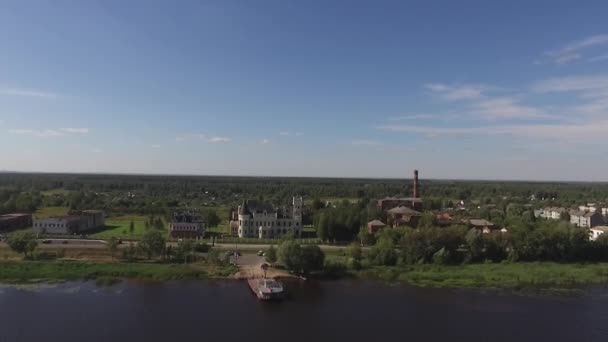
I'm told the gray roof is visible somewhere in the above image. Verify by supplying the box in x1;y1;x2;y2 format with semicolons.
380;197;423;203
368;220;386;226
239;199;278;216
570;210;586;217
591;226;608;232
469;219;495;227
387;206;421;216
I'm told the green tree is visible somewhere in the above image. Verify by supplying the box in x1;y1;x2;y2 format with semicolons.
7;232;38;259
278;239;303;272
316;213;329;241
107;236;119;260
138;229;166;260
300;245;325;274
266;245;277;263
205;209;221;228
129;220;135;235
175;239;195;263
418;212;436;228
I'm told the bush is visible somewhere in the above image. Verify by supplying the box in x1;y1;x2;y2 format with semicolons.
194;243;210;253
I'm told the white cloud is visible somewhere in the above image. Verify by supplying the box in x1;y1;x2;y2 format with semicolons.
59;128;89;134
542;34;608;65
472;97;551;119
207;136;231;143
279;132;290;136
176;133;231;143
9;127;89;137
425;83;486;100
0;87;59;99
295;132;304;136
532;75;608;93
259;139;271;145
589;54;608;63
377;120;608;143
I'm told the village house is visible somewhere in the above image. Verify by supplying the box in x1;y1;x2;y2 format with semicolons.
541;207;568;220
435;213;454;227
570;211;604;228
467;218;497;233
387;206;422;227
589;226;608;241
169;212;205;239
367;220;386;234
0;213;32;232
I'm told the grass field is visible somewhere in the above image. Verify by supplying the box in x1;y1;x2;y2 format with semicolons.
92;215;157;239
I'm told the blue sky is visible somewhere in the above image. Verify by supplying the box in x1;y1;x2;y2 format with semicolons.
1;0;608;180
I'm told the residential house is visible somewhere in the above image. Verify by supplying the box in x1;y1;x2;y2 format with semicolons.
467;218;496;234
367;220;386;234
541;207;568;220
435;213;454;227
570;211;604;228
387;206;421;227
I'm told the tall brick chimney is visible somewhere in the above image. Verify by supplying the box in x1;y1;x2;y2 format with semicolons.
413;169;419;198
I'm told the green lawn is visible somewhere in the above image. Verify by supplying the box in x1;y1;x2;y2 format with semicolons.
92;215;158;239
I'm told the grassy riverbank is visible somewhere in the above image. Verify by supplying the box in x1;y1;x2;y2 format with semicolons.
0;261;238;284
356;262;608;290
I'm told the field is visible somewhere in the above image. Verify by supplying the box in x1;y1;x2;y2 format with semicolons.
91;215;155;239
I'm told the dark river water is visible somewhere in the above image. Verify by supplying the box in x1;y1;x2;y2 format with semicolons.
1;279;608;342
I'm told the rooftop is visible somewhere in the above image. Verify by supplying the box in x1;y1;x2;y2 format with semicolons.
368;220;386;226
591;226;608;232
387;206;421;216
469;219;495;227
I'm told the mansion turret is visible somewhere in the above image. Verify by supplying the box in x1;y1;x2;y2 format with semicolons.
236;196;303;239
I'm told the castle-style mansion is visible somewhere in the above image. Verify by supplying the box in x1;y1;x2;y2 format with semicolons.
234;196;303;239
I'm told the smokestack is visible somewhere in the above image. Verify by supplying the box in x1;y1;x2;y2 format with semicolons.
413;169;419;198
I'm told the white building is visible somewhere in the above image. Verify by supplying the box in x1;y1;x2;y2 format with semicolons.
237;197;303;239
579;205;597;213
589;226;608;241
541;207;568;220
33;216;83;235
570;210;604;228
33;210;106;235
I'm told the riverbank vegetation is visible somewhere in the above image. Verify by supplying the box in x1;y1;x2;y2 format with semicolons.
0;261;237;284
358;263;608;289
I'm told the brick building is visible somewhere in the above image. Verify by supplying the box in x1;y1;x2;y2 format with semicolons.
0;213;32;232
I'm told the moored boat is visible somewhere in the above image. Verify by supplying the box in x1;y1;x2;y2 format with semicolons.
248;278;284;300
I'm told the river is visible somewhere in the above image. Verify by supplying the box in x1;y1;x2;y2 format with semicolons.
1;279;608;341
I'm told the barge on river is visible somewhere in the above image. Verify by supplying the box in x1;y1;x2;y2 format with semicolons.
247;278;284;300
